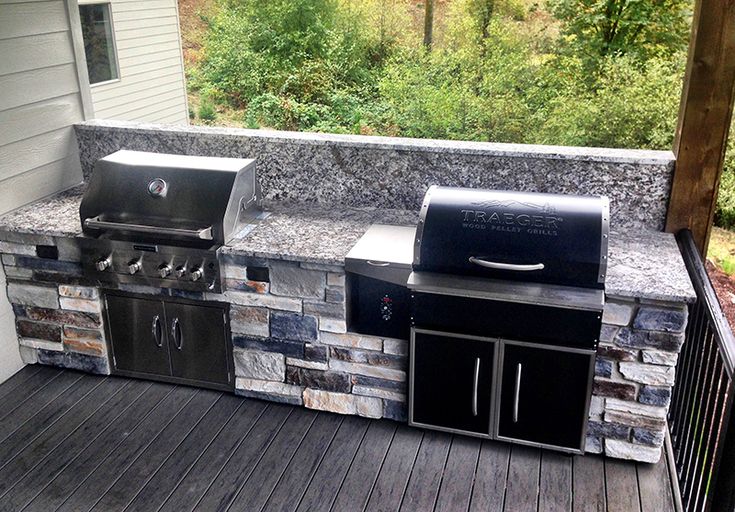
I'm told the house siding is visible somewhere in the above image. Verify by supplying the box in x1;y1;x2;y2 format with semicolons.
88;0;189;125
0;0;90;381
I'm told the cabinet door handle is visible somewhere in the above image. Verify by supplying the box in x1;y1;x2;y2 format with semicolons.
472;357;480;417
513;363;522;423
151;315;162;348
171;317;183;351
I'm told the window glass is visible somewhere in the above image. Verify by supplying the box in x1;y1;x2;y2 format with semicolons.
79;3;119;85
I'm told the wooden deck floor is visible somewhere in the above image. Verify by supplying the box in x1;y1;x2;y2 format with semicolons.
0;366;678;512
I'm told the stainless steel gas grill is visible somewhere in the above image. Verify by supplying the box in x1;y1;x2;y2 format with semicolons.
78;150;262;392
79;150;261;293
408;186;609;454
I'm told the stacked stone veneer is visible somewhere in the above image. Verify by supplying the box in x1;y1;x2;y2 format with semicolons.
0;239;691;463
1;238;109;375
220;254;407;421
588;297;688;463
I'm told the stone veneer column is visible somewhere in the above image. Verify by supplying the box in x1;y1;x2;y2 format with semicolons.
1;239;110;374
587;297;688;463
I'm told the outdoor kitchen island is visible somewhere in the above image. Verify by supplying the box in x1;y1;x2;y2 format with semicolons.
0;186;694;465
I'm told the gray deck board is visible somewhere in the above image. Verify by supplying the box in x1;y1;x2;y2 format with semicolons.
573;453;607;512
364;425;423;512
504;445;542;512
158;399;268;512
606;458;642;512
0;366;679;512
0;379;149;511
295;415;370;512
22;382;175;512
400;430;452;512
330;420;397;511
89;390;220;512
434;436;482;512
262;413;343;512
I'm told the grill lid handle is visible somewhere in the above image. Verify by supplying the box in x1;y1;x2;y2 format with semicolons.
468;257;545;272
83;216;214;240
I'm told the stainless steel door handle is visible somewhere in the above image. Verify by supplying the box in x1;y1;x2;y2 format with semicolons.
84;216;214;240
366;260;390;267
469;257;544;272
171;318;183;350
513;363;522;423
151;315;162;348
472;357;480;417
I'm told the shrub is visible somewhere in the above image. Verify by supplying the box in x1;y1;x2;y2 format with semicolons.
198;97;217;122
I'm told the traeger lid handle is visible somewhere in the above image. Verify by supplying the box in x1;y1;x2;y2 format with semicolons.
468;257;545;272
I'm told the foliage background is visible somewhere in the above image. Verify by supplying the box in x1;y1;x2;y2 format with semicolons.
179;0;735;230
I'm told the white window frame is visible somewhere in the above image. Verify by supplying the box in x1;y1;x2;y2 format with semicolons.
78;0;121;88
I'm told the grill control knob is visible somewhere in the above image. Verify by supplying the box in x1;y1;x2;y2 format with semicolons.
158;264;172;278
128;260;142;275
190;267;203;282
95;257;112;272
175;266;187;278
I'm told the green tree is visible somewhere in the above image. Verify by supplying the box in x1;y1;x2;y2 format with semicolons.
550;0;691;62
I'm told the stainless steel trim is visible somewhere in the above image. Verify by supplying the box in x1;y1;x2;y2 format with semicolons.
413;185;434;266
84;216;214;240
366;260;390;267
472;358;480;416
171;317;183;350
469;257;544;272
598;196;610;284
151;315;162;348
513;363;522;423
500;337;597;355
407;271;605;312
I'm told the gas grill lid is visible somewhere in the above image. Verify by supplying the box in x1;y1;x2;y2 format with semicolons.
413;186;609;288
80;150;261;246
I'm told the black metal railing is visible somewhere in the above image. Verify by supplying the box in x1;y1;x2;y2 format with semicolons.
670;229;735;512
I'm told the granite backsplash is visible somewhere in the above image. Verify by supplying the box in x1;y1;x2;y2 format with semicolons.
74;120;675;232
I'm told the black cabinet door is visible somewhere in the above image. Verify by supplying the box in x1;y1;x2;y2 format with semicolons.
106;294;171;376
164;302;232;387
497;343;593;451
411;330;495;436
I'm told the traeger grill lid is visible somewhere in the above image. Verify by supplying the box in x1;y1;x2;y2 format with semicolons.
80;150;260;246
414;186;609;289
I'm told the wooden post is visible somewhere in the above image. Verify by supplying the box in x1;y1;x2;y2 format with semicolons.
665;0;735;253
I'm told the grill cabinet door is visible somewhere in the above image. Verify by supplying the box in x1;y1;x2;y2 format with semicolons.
411;330;495;436
164;302;232;387
106;295;171;376
497;343;593;451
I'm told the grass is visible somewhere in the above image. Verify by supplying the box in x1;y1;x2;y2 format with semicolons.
708;226;735;276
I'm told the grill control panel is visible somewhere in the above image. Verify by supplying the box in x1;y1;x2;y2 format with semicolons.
80;238;223;293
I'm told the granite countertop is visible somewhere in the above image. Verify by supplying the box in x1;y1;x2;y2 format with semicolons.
0;188;696;303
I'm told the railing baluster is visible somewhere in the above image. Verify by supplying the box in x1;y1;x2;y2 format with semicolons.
672;230;735;512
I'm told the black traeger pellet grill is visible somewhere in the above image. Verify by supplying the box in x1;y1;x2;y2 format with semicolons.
408;186;609;453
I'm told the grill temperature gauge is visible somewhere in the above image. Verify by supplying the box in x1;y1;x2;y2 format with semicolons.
380;295;393;321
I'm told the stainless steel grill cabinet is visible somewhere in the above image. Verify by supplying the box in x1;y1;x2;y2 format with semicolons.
414;186;609;288
408;186;608;454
